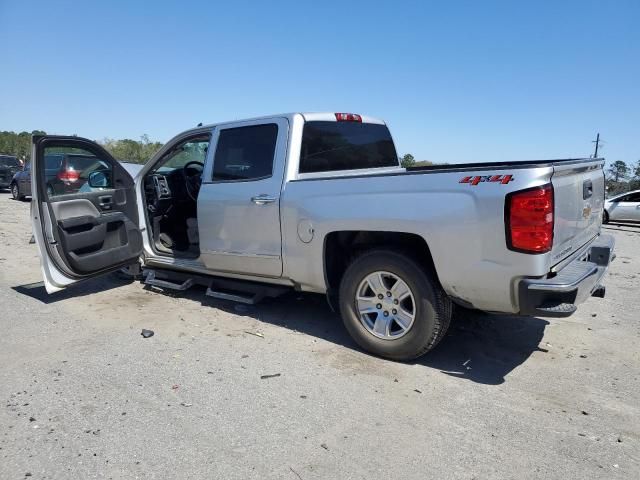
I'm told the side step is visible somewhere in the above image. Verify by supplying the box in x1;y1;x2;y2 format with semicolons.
205;287;260;305
205;277;288;305
142;267;290;304
145;270;194;291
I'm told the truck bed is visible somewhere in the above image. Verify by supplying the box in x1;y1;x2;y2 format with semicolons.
283;156;606;314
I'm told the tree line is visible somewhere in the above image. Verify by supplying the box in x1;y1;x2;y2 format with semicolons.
3;131;638;195
400;153;434;168
0;130;163;165
606;160;640;196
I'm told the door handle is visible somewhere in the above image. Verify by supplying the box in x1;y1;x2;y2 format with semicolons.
250;194;276;205
582;179;593;199
99;195;113;210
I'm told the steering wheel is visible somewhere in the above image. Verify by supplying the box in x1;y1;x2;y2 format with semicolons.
183;161;204;200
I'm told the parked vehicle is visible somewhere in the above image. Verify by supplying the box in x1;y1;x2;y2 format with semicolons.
11;159;142;201
0;155;21;191
29;113;614;360
603;189;640;223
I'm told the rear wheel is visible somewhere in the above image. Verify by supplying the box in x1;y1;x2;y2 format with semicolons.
11;183;24;201
339;249;452;361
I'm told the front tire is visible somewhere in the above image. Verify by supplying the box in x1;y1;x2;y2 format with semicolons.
603;210;609;224
339;249;452;361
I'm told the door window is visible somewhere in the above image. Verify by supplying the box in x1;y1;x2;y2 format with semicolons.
212;124;278;181
42;146;112;198
625;192;640;202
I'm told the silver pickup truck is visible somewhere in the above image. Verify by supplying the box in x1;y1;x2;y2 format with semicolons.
30;112;614;360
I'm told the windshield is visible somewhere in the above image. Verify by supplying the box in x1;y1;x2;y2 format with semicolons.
152;137;210;174
0;156;20;168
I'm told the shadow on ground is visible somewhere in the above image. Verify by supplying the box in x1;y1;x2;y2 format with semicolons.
11;275;133;303
603;223;640;234
144;283;548;386
12;275;548;385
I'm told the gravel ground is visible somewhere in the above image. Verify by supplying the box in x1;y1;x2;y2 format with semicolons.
0;192;638;480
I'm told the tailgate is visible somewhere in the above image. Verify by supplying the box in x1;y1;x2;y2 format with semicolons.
550;159;605;266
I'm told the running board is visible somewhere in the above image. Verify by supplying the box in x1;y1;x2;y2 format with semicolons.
141;267;290;304
205;287;261;305
144;270;194;291
205;277;288;305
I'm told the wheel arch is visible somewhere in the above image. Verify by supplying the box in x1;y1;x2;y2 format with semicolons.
323;230;441;302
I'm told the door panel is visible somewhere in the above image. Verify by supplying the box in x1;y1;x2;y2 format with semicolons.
198;118;288;277
31;136;142;292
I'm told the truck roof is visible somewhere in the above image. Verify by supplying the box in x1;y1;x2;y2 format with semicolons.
185;112;386;134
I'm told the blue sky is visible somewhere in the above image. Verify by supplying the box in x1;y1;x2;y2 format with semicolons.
1;0;638;165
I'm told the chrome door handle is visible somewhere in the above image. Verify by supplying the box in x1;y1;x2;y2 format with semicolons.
251;194;276;205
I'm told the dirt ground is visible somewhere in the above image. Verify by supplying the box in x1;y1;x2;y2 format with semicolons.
0;191;638;480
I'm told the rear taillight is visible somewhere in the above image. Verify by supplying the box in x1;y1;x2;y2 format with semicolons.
506;183;554;254
335;113;362;122
57;169;80;183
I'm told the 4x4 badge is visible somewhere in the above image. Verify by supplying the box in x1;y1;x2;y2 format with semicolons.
459;174;514;185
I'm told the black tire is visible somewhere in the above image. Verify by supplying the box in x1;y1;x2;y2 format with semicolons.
11;182;24;201
603;210;609;224
339;249;452;361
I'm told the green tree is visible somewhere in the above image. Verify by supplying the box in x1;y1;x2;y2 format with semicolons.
607;160;628;182
630;160;640;191
0;130;162;164
413;160;435;167
400;153;415;168
99;135;164;164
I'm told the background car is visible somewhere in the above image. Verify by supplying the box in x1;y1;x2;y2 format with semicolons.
10;156;143;201
10;161;31;200
604;189;640;223
0;155;22;191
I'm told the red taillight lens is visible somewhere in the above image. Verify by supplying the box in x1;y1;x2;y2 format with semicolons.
506;183;554;253
57;169;80;183
335;113;362;122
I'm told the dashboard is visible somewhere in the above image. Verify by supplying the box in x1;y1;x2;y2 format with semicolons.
144;170;192;215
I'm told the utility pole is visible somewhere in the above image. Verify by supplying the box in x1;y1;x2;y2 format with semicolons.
592;133;601;158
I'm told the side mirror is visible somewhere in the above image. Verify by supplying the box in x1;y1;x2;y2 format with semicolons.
88;170;111;188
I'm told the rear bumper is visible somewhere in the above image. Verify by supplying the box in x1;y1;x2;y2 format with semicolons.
518;234;615;317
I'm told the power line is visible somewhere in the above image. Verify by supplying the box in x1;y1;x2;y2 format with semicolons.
591;133;605;158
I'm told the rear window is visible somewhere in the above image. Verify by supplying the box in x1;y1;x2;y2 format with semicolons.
299;121;398;173
65;155;102;177
45;155;63;169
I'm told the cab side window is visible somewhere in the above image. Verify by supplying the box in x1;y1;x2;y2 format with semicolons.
212;124;278;182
